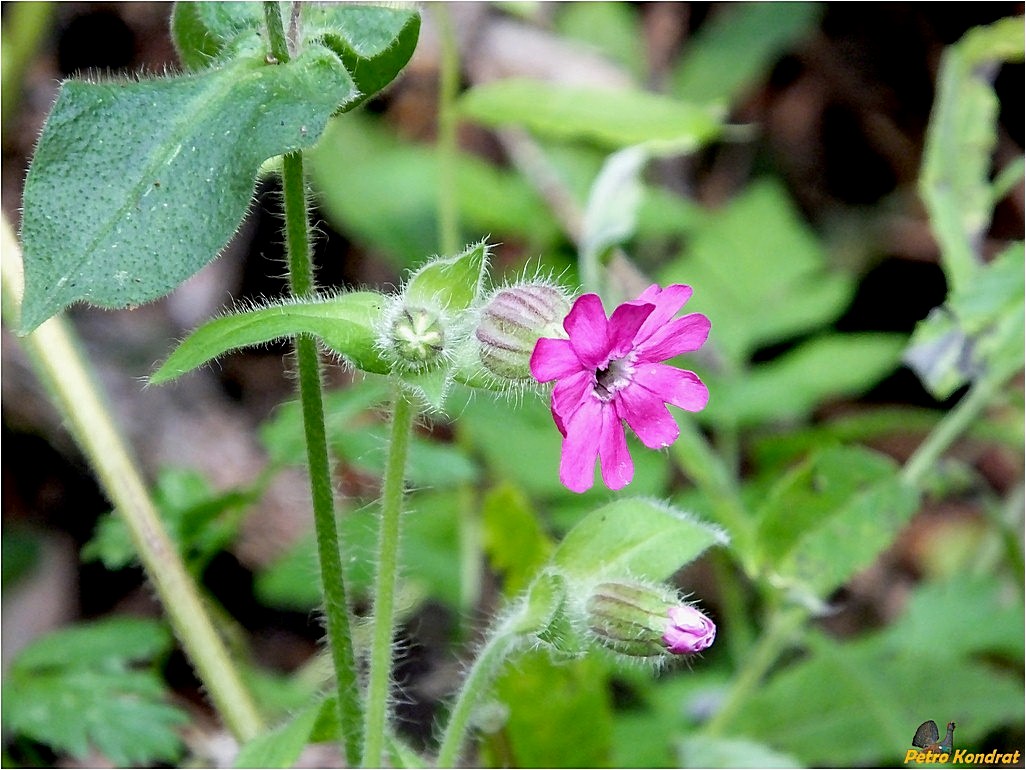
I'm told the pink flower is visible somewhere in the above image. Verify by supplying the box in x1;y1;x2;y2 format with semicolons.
663;604;716;654
529;284;710;493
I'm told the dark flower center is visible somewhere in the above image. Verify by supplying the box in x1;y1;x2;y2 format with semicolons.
594;355;634;401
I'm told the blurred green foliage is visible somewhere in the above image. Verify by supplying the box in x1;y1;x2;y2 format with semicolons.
4;2;1022;768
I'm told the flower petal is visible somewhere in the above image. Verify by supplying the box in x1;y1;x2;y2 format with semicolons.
598;405;633;490
564;293;610;366
560;397;604;493
615;384;680;449
633;363;709;412
632;284;693;345
551;369;594;427
607;301;654;357
530;337;581;382
635;312;710;361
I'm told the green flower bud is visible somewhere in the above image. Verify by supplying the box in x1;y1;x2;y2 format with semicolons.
386;304;447;371
475;283;572;381
585;581;715;659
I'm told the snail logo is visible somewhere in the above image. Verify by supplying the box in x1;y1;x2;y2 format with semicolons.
904;720;1022;766
915;720;956;753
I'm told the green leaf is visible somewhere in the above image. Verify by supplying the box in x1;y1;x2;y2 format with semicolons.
706;333;906;427
19;47;358;332
150;292;389;384
234;697;334;769
555;2;645;79
905;242;1025;399
404;240;489;313
659;178;854;366
2;618;187;767
755;446;919;599
171;2;263;70
881;574;1024;662
307;114;560;267
459;78;723;148
731;628;1024;766
552;498;726;582
482;483;554;597
256;490;465;610
671;3;820;105
303;4;421;111
260;378;392;465
920;16;1024;293
82;468;255;573
485;651;613;768
13;616;173;669
678;736;804;768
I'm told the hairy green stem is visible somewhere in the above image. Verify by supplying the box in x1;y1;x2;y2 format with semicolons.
265;1;363;759
0;219;263;741
280;151;363;764
263;1;291;63
436;622;520;767
362;385;416;767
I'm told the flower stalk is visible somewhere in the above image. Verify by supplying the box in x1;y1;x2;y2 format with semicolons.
363;384;417;767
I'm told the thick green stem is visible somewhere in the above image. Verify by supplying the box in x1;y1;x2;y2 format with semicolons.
0;219;263;741
436;623;520;767
362;385;417;767
280;150;363;764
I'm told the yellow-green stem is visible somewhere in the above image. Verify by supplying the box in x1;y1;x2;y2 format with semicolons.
702;606;806;737
435;3;461;257
362;385;417;767
0;219;263;742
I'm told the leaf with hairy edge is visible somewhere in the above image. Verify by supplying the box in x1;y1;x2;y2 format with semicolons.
19;47;358;332
552;498;726;582
150;292;388;384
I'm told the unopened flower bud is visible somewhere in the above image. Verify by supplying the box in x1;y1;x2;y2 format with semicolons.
475;283;572;381
663;604;716;654
389;305;446;370
586;581;715;659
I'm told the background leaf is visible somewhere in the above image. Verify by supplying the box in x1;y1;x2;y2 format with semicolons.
459;79;723;148
670;3;821;105
659;178;854;367
706;333;906;427
2;618;188;767
755;445;919;597
307;114;560;268
484;651;613;768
